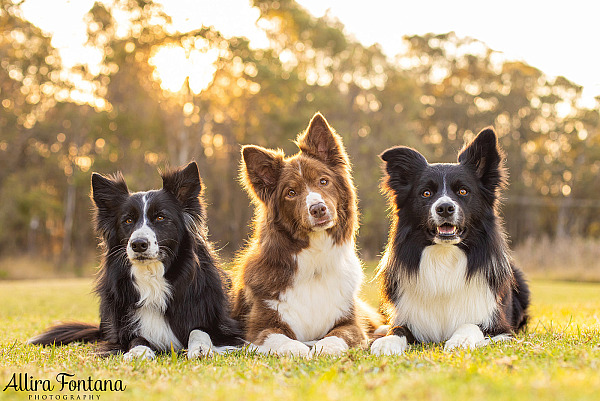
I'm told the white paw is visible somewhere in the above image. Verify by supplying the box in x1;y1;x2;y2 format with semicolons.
373;325;390;337
475;333;514;347
258;333;310;357
187;330;214;359
277;341;310;357
123;345;156;361
308;336;348;358
370;335;408;356
490;333;514;343
444;323;485;351
188;344;213;359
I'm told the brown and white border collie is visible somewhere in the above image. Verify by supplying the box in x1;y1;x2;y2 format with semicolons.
232;113;377;357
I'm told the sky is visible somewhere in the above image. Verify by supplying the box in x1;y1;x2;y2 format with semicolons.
20;0;600;107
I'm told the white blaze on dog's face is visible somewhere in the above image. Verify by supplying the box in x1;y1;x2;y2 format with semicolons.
305;188;335;230
125;193;161;262
427;174;464;244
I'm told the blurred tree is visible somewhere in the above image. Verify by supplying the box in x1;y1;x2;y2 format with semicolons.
0;0;598;275
0;0;67;257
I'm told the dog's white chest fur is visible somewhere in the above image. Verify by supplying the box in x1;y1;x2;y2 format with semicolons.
266;232;363;342
131;261;182;350
393;244;496;343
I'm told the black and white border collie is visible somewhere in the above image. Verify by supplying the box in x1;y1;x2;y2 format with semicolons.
29;162;243;359
371;127;529;355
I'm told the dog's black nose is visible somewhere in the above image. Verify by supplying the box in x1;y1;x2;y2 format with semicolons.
436;202;456;218
131;238;149;253
310;202;328;219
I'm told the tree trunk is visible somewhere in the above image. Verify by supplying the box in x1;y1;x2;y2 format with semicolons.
58;176;76;271
556;198;571;239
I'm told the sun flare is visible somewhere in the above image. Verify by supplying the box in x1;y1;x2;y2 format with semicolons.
149;43;219;95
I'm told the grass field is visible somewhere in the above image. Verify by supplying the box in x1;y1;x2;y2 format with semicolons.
0;277;599;401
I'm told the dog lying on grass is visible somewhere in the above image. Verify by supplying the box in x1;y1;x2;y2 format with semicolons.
372;128;529;355
232;113;381;358
29;162;243;359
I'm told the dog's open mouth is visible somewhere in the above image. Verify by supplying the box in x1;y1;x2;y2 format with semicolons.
437;223;457;237
432;223;464;242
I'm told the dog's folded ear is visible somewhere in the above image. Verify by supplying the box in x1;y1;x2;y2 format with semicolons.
296;113;349;168
91;172;129;211
380;146;428;208
458;127;507;199
241;145;284;203
162;161;203;206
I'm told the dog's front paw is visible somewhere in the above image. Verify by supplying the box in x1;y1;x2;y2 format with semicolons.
444;323;485;351
258;333;310;357
308;336;348;358
123;345;155;361
188;345;213;359
275;339;310;357
187;330;214;359
370;335;407;356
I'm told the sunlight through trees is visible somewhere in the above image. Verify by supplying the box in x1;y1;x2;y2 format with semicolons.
0;0;599;272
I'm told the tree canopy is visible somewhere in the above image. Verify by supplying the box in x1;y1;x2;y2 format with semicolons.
1;0;598;270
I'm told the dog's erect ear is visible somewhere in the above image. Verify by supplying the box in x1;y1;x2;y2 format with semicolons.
458;127;507;198
161;161;203;205
380;146;428;207
91;172;129;212
241;145;284;203
296;113;348;167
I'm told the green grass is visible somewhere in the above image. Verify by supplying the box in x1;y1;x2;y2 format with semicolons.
1;278;599;401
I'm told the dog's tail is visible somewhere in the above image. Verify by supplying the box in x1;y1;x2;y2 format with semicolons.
357;299;386;339
512;266;531;331
28;322;102;346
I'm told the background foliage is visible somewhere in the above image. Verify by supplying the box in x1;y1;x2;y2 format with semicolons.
1;0;599;275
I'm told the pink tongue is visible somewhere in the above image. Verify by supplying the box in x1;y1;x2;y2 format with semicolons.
438;225;455;235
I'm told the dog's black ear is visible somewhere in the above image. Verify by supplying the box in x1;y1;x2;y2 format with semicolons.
296;112;349;168
458;127;507;198
91;172;129;212
161;161;203;206
241;145;284;203
380;146;428;207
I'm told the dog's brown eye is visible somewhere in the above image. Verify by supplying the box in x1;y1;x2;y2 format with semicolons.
458;188;468;196
422;190;432;198
287;189;296;198
125;218;133;224
156;215;165;221
320;178;328;186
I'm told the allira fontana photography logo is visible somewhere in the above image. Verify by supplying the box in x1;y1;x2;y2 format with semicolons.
3;372;126;399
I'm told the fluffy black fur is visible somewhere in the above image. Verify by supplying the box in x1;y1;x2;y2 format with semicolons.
29;162;243;354
379;127;529;340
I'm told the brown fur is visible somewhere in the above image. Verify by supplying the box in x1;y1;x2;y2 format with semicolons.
325;314;366;348
233;113;379;351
